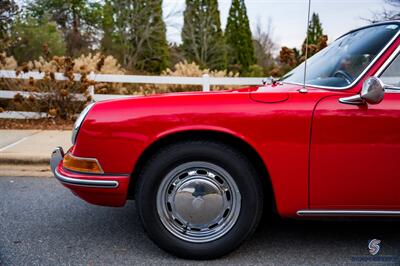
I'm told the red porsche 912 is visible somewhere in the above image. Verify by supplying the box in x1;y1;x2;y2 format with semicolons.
51;21;400;259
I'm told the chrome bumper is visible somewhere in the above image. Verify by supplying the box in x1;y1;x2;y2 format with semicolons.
50;147;119;188
51;147;64;173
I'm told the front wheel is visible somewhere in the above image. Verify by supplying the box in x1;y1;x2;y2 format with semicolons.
136;140;263;259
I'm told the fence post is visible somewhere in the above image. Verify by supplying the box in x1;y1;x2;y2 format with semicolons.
202;74;210;92
87;85;95;102
87;71;95;102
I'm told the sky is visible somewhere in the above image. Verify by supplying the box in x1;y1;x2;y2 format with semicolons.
163;0;391;50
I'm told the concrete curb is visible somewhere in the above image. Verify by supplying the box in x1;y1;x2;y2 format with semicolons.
0;155;50;165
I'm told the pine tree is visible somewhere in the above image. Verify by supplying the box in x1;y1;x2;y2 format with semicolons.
306;13;323;45
100;0;114;55
101;0;169;73
137;0;169;73
302;12;325;57
181;0;226;70
225;0;255;73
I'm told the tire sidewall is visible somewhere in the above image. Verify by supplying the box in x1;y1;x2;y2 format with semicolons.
136;141;263;259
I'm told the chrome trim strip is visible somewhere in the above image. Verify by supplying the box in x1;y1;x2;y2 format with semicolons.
72;102;95;145
375;43;400;92
375;43;400;77
54;168;119;188
297;210;400;216
63;168;129;177
385;89;400;93
282;29;400;91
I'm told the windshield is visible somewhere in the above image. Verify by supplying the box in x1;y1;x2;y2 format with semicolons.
282;23;399;88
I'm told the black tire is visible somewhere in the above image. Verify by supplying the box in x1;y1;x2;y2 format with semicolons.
135;140;263;259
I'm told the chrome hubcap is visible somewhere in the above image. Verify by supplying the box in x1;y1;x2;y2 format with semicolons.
156;162;241;243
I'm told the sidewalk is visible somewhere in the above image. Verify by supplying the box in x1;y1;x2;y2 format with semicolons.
0;130;71;165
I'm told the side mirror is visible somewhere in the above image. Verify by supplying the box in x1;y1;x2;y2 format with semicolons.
339;77;385;105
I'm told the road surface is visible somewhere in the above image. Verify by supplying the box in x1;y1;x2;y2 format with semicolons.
1;176;399;265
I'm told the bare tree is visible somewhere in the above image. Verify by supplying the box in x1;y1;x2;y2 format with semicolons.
253;18;276;72
181;0;227;70
364;0;400;22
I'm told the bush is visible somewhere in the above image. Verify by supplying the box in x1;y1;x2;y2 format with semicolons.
2;56;95;120
0;53;126;95
24;53;126;95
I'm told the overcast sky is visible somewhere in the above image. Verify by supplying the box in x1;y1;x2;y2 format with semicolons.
163;0;390;50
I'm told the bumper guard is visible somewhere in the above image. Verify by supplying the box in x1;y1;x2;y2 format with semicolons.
50;147;119;188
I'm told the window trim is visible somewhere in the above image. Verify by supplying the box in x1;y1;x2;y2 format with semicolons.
375;43;400;91
282;26;400;91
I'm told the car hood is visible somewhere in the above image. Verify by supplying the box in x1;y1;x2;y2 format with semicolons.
97;82;321;105
248;83;303;103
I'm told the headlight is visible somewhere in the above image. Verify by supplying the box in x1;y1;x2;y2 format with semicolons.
71;103;95;144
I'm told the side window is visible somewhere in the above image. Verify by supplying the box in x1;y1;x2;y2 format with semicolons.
381;53;400;88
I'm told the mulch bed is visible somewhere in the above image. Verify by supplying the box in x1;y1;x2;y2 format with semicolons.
0;118;73;130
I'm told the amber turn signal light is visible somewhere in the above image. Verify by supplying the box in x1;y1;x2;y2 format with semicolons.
62;153;104;174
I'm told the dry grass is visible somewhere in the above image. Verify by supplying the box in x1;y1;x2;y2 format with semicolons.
0;52;18;70
24;53;125;74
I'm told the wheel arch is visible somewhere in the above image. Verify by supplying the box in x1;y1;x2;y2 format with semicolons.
128;129;277;216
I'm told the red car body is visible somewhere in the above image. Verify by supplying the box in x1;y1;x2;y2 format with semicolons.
52;24;400;218
50;22;400;258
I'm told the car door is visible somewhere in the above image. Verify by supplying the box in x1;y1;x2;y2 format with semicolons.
310;50;400;210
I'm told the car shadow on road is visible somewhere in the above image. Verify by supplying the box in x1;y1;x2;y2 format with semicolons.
55;200;400;264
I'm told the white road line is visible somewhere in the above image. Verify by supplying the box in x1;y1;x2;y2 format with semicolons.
0;137;28;152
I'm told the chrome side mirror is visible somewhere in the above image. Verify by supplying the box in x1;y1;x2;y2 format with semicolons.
339;77;385;105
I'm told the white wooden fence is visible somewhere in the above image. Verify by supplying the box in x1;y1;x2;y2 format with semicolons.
0;70;263;119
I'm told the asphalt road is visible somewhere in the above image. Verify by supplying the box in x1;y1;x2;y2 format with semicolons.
1;176;400;265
